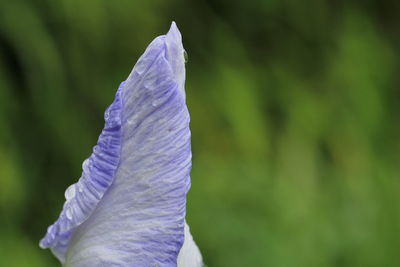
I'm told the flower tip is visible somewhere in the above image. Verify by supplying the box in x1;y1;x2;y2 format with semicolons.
167;21;182;41
170;21;178;30
165;21;186;97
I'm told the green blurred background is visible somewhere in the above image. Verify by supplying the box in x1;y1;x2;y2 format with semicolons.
1;0;400;266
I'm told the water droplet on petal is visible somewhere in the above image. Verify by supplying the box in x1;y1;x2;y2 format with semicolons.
127;113;139;125
183;50;188;63
104;110;110;120
134;60;147;75
152;99;163;107
66;208;73;220
82;159;90;172
47;225;54;234
65;184;76;201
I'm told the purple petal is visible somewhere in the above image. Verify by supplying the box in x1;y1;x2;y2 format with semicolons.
40;22;202;266
39;83;123;262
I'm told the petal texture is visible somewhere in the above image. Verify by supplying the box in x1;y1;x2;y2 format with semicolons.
40;22;201;267
39;83;123;263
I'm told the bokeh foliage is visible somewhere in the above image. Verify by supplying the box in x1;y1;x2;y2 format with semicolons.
1;0;400;266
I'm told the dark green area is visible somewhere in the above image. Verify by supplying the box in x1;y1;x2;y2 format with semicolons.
1;0;400;266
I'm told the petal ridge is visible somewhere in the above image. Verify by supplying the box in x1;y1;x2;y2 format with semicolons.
39;83;124;263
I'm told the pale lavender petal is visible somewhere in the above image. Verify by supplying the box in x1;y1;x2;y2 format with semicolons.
40;22;202;267
165;22;186;97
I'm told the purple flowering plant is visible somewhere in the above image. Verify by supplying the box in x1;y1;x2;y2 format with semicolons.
40;22;202;267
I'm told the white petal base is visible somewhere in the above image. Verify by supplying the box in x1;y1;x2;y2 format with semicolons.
177;222;203;267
